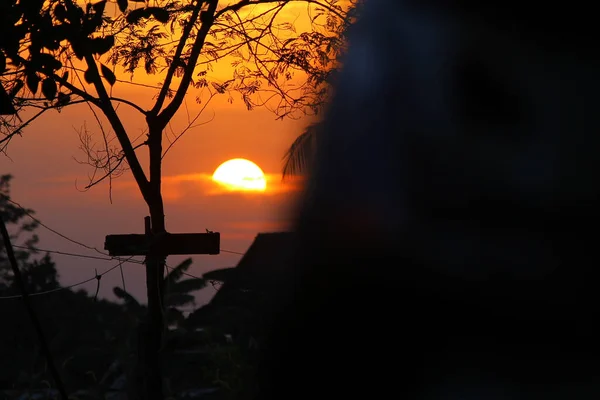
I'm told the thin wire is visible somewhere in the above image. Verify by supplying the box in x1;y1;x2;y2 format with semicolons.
2;197;110;257
182;270;200;279
0;257;132;300
164;263;221;292
12;244;145;265
164;263;201;281
6;196;248;258
13;245;238;288
4;195;244;296
220;248;244;255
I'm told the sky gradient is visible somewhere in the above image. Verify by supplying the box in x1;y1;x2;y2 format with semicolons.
0;0;341;305
1;92;310;306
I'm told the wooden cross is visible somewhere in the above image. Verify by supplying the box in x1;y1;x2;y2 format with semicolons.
104;216;220;257
104;216;220;400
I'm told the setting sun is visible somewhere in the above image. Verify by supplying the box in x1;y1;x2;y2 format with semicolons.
212;158;267;191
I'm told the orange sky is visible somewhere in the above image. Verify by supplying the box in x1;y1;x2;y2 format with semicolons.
0;1;337;305
1;92;311;306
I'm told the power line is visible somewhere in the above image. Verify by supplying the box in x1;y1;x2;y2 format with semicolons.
0;249;234;300
220;248;244;255
0;257;131;300
6;196;247;258
2;196;110;257
163;260;225;293
4;195;245;297
12;244;145;265
0;252;232;300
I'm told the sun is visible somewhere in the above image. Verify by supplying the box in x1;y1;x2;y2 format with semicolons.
212;158;267;192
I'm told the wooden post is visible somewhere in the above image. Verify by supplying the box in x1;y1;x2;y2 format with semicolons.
105;218;220;398
144;216;163;400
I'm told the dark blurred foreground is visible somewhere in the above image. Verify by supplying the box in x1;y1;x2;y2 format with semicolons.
259;2;600;399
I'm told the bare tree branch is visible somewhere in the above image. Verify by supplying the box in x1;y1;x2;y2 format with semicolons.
0;98;91;151
82;52;151;200
162;93;217;160
157;0;221;127
150;0;206;117
109;97;148;115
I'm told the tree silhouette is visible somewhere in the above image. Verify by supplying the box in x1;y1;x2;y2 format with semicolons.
0;174;43;288
0;1;352;398
0;176;132;398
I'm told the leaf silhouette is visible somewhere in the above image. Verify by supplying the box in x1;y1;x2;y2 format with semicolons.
282;122;318;179
166;293;195;307
84;68;95;84
164;258;193;285
100;64;116;86
211;82;226;94
125;8;150;24
65;3;84;24
71;38;86;60
117;0;128;13
148;7;170;23
56;92;71;107
26;72;40;94
113;286;142;311
37;53;62;72
53;4;67;21
92;0;107;15
0;86;16;115
171;277;207;294
90;36;114;56
41;78;57;100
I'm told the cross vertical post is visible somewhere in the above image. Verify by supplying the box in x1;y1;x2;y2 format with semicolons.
144;216;163;400
104;217;220;398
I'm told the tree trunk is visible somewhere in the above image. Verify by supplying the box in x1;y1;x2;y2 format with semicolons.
142;194;167;400
144;257;165;400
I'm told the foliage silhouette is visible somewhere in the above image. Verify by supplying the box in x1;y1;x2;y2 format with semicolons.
0;175;131;397
112;257;206;328
281;122;318;178
0;174;40;283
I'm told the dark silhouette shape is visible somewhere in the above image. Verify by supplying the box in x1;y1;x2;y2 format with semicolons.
188;232;297;339
0;176;132;397
2;176;258;399
3;1;351;397
0;218;69;399
207;233;296;309
261;2;600;399
0;86;16;115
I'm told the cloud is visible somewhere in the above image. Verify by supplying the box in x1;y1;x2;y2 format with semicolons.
223;220;291;233
27;169;306;208
160;172;304;201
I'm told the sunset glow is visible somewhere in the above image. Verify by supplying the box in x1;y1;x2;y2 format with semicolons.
212;159;267;192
